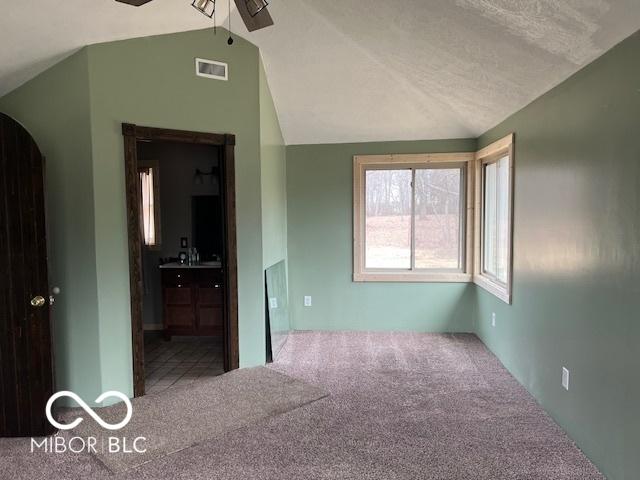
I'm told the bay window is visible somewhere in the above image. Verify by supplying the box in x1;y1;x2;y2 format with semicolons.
353;135;515;303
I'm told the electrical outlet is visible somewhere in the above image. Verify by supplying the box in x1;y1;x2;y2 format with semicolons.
304;296;312;307
491;312;496;327
562;367;570;390
269;297;278;309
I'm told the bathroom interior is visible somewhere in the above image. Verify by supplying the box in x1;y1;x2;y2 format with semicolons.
138;140;226;395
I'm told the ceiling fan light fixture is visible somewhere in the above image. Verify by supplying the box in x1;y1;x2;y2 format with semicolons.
192;0;216;18
245;0;268;17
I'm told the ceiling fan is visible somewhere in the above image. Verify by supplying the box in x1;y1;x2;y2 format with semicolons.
115;0;274;32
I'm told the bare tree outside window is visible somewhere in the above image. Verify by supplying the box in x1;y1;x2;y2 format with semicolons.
414;168;461;269
365;169;412;269
364;167;463;271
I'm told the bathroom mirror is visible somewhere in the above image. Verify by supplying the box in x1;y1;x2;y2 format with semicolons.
192;195;223;261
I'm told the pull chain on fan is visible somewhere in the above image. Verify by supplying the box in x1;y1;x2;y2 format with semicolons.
227;0;234;45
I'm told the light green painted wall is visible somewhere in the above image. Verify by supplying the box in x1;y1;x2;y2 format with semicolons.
0;49;102;402
259;58;287;270
286;139;477;332
259;58;290;351
474;31;640;480
86;28;267;396
1;28;270;404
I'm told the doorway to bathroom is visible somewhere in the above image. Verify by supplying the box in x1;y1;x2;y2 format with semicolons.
122;124;239;398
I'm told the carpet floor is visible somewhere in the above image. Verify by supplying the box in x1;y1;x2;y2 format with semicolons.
0;332;604;480
67;367;327;473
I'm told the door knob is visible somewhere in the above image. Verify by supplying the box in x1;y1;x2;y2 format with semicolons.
30;296;46;308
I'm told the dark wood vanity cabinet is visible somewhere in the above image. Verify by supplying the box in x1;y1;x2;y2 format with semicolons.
161;268;224;338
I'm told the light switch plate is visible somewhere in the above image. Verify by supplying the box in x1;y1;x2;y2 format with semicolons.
491;312;496;327
269;297;278;309
562;367;570;390
304;296;312;307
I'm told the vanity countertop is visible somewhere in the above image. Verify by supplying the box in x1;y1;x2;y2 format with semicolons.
159;261;222;269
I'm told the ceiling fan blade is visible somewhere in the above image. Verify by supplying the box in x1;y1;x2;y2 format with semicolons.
233;0;274;32
115;0;155;6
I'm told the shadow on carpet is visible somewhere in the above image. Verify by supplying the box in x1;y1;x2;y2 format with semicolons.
64;366;328;474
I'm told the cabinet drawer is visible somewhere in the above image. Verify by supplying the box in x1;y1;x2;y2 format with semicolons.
194;269;224;286
162;270;193;287
164;287;193;305
166;305;195;327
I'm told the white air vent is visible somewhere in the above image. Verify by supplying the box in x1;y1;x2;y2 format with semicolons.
195;58;228;81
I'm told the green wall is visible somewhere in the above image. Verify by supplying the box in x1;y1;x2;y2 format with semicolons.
259;58;287;270
259;58;290;351
0;28;272;403
286;139;477;332
474;31;640;480
0;50;102;403
86;28;267;395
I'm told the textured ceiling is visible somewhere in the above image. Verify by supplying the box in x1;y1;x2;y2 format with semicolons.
1;1;640;144
0;0;232;98
251;0;640;144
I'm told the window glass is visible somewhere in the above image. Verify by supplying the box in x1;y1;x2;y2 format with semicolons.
140;167;157;246
414;168;462;269
364;167;464;271
483;156;509;283
365;169;412;269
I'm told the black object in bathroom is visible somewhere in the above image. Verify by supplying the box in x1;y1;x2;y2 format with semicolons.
192;195;223;261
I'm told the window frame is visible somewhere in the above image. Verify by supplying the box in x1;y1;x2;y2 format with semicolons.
473;134;515;304
138;159;162;251
353;152;475;283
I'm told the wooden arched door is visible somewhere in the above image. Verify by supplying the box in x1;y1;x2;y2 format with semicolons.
0;112;55;437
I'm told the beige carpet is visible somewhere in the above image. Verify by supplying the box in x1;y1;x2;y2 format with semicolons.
65;366;328;473
0;333;604;479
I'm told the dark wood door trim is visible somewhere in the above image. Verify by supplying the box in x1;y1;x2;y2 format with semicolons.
222;142;239;371
122;123;239;397
122;131;145;398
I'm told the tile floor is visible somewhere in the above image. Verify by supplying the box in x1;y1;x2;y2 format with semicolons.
143;334;225;394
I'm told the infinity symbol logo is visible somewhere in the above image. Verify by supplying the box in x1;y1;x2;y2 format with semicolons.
45;391;133;431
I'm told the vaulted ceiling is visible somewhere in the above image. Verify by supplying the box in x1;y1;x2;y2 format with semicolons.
2;1;640;144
